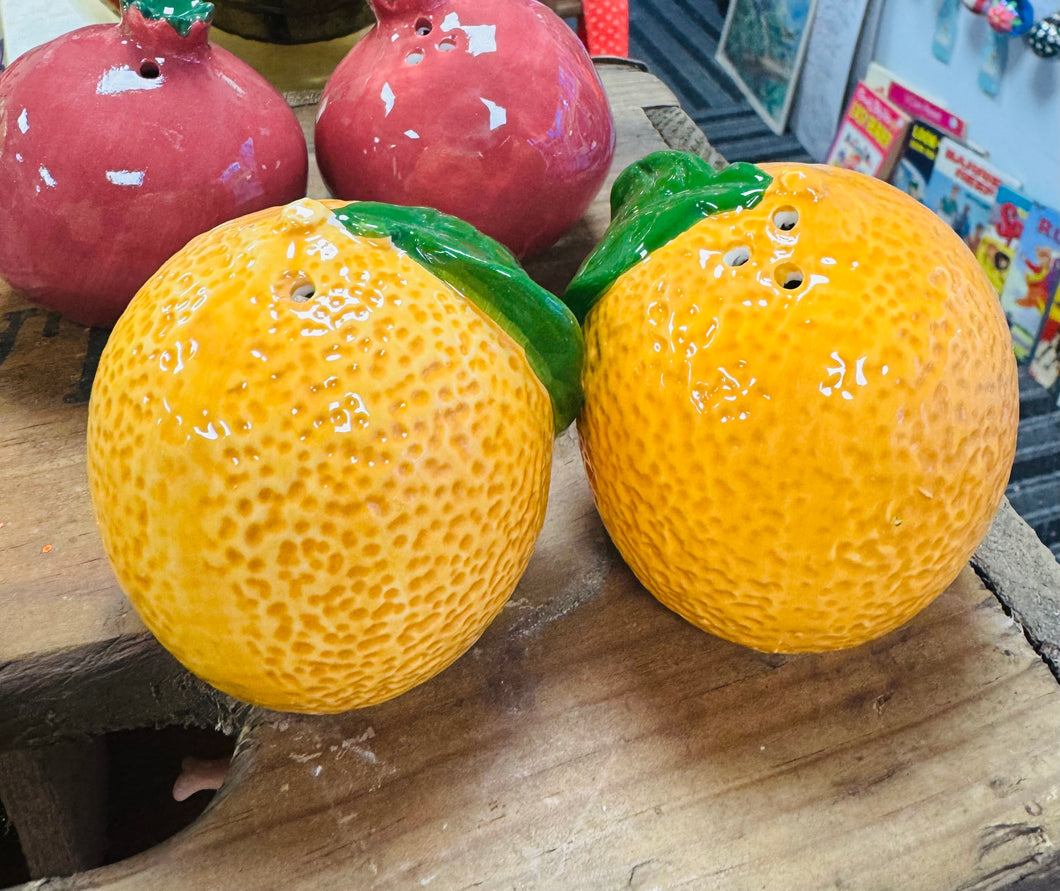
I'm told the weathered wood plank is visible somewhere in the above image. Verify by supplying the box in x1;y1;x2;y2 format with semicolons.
21;559;1059;891
0;308;144;664
0;741;106;878
972;499;1060;680
0;634;248;751
645;104;729;169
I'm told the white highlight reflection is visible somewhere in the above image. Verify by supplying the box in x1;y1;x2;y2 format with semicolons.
329;393;369;433
480;98;507;130
440;12;497;55
97;66;164;94
305;234;339;261
106;169;146;187
819;351;871;400
193;419;231;440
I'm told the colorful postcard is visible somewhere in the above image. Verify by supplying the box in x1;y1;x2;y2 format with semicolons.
863;62;968;141
1000;203;1060;364
974;185;1033;296
890;120;945;203
924;138;1014;256
1028;286;1059;395
886;81;967;142
715;0;819;135
826;82;909;180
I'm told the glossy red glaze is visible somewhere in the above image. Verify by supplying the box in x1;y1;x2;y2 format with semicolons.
0;7;309;327
314;0;615;258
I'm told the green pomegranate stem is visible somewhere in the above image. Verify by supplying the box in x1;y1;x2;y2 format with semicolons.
122;0;215;35
563;152;773;324
333;202;584;433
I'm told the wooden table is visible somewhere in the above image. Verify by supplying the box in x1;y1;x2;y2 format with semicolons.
1;61;1058;891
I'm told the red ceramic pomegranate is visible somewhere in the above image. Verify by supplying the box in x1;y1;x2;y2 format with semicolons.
314;0;616;258
0;0;309;328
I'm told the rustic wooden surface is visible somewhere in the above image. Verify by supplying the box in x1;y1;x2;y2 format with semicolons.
25;556;1060;891
1;62;1059;890
971;500;1060;679
0;742;106;877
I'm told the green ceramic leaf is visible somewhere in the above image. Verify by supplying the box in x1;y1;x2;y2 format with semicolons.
123;0;215;35
333;202;584;433
563;152;773;323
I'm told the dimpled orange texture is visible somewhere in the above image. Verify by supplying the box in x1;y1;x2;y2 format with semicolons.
578;163;1019;652
87;199;553;712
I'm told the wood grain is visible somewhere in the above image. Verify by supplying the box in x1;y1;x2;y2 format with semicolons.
971;500;1060;680
0;306;144;662
25;494;1060;889
0;742;106;876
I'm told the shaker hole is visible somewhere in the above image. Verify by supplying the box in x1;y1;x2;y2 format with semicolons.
272;271;315;303
438;37;457;51
290;283;313;305
773;207;799;231
415;18;432;35
290;281;316;302
775;264;804;289
139;60;161;79
723;246;751;267
405;50;424;65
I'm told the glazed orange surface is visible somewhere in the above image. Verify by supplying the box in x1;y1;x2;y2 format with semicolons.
577;164;1019;652
87;199;553;712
